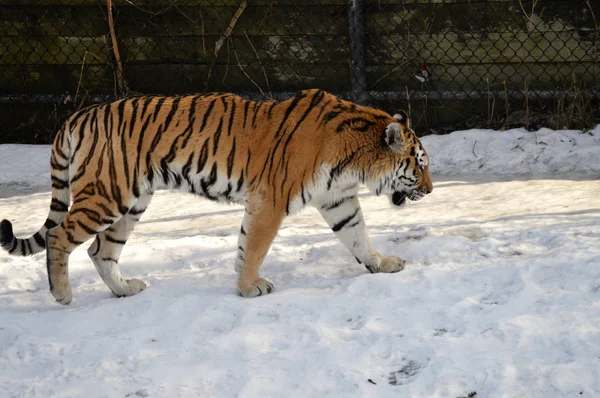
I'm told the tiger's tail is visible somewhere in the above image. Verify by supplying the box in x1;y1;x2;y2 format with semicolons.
0;126;71;256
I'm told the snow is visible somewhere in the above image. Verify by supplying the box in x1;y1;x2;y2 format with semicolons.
1;127;599;397
421;126;600;177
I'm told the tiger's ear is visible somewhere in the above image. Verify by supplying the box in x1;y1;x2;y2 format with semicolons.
393;110;410;129
384;121;405;153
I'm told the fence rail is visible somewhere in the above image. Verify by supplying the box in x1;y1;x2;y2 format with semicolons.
1;0;599;142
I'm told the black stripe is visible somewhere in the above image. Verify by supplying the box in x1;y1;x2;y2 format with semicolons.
44;219;58;229
71;112;91;160
77;220;98;235
336;117;376;134
117;100;126;134
8;238;18;254
140;96;154;119
181;96;199;149
273;92;305;138
196;139;210;172
51;176;69;190
227;137;236;179
182;151;195;185
327;152;357;190
121;123;130;188
213;117;223;155
200;163;218;194
236;173;244;192
220;95;228;112
129;98;139;138
152;97;167;123
274;90;324;176
251;103;260;128
243;101;250;129
51;158;68;171
200;98;217;132
332;208;360;232
68;108;88;131
315;98;333;122
240;226;246;235
347;221;360;229
103;102;111;137
267;101;277;118
227;99;236;136
163;97;181;132
98;203;117;218
145;123;165;185
33;232;46;248
322;197;348;211
128;207;146;216
50;198;69;212
90;239;101;257
322;110;342;126
71;208;104;224
21;239;32;256
24;239;32;255
105;235;127;245
65;230;84;245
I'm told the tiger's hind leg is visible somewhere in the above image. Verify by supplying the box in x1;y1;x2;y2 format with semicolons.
87;193;152;298
46;198;127;305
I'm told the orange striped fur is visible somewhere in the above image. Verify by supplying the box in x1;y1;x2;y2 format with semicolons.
0;89;432;304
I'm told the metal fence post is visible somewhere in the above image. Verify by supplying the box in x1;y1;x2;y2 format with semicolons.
346;0;368;104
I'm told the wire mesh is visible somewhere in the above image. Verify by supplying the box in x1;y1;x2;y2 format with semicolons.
0;0;598;141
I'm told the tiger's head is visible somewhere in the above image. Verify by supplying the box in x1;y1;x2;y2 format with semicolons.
370;110;433;207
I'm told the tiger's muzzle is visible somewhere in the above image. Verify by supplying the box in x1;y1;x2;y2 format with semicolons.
391;188;430;207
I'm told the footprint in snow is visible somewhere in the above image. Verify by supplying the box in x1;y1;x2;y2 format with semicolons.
388;358;429;385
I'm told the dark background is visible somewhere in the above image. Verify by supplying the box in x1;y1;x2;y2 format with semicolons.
1;0;599;143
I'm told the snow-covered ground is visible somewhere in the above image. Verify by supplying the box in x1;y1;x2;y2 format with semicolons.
1;127;599;397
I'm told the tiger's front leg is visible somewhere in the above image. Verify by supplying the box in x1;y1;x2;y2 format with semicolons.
235;192;285;297
318;195;406;274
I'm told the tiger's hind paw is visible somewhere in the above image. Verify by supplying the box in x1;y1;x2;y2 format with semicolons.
366;256;406;274
51;283;73;305
237;278;274;298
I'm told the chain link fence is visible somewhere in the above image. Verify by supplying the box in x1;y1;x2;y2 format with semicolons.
1;0;599;143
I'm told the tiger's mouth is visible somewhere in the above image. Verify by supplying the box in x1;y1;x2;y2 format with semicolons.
391;190;426;206
391;191;408;206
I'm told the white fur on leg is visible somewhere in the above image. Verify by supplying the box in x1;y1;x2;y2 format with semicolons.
317;195;382;269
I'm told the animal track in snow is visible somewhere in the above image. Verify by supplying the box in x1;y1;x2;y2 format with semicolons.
388;357;429;385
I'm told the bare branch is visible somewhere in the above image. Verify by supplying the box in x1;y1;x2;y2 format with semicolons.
107;0;128;96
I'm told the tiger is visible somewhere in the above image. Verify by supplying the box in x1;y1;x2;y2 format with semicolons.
0;89;432;305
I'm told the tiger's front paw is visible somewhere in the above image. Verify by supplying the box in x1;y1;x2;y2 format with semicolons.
237;278;274;298
365;256;406;274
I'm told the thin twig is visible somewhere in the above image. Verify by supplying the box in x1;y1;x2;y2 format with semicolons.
245;31;271;98
214;0;247;56
199;9;206;55
107;0;127;96
368;60;410;89
206;0;247;91
472;140;478;158
120;0;180;16
75;51;104;106
586;0;598;57
233;44;266;97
